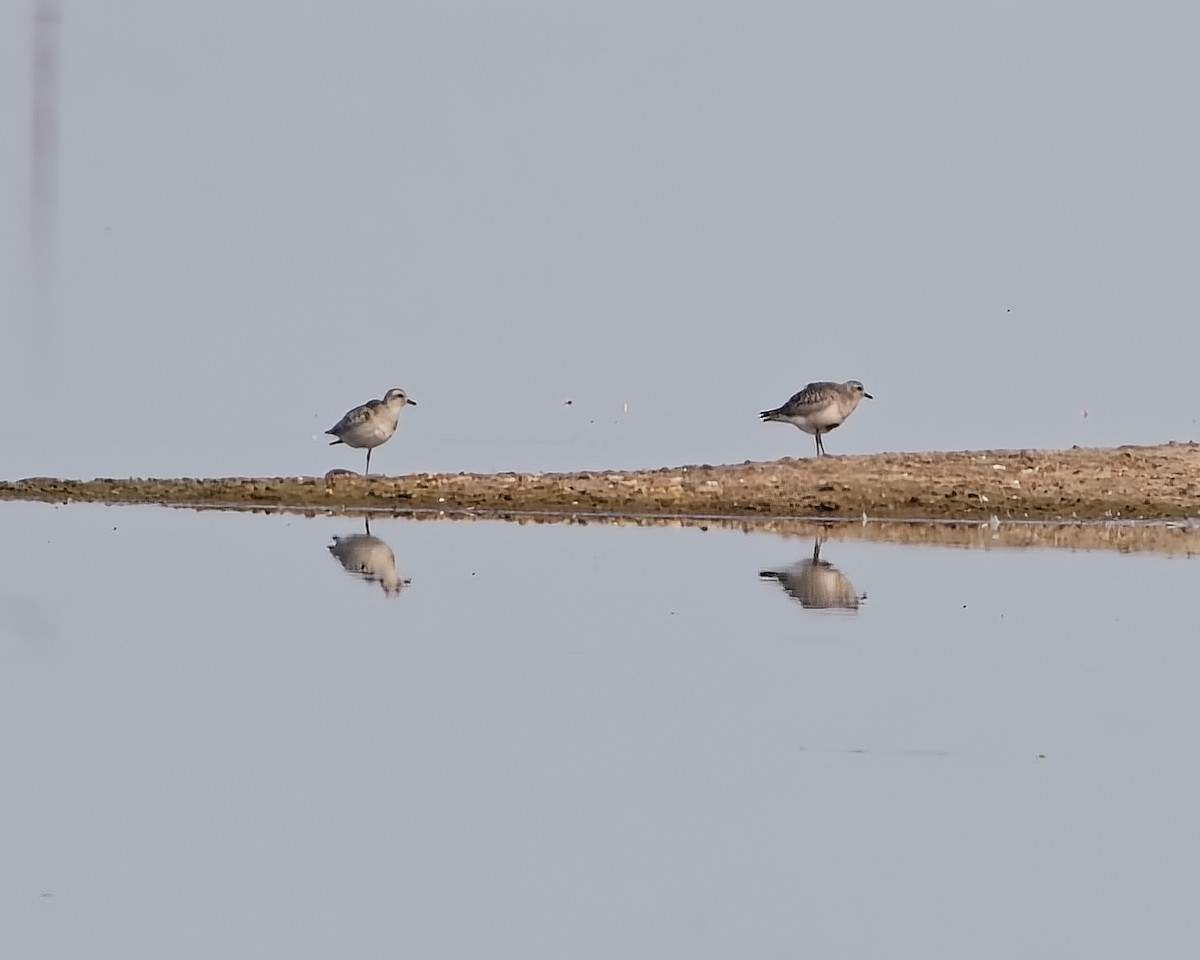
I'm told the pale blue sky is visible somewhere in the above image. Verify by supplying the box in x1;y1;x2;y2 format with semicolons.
2;0;1197;478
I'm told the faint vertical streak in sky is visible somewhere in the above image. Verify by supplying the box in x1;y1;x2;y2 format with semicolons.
30;0;61;360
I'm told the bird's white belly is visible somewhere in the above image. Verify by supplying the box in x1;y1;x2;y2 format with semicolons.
341;421;393;449
788;406;842;434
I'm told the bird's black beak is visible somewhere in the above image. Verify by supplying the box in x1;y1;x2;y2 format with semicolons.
407;398;417;406
864;392;874;400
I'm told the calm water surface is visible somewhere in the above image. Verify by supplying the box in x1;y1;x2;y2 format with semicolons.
1;502;1198;959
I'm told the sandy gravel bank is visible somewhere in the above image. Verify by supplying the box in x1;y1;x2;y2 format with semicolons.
3;443;1198;523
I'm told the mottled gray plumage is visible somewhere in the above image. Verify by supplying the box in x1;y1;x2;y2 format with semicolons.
759;379;872;456
759;540;863;611
326;387;416;475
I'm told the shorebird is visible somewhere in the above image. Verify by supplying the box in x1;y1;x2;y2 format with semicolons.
326;388;416;475
759;539;864;611
759;380;872;456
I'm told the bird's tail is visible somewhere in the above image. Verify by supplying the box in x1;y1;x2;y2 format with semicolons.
759;408;783;422
758;570;783;581
327;434;343;446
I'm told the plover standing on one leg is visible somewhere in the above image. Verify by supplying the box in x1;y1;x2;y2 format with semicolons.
759;380;872;456
326;388;416;475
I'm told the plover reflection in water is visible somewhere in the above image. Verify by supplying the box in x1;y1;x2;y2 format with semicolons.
758;539;864;611
759;380;872;456
327;517;410;597
326;387;416;475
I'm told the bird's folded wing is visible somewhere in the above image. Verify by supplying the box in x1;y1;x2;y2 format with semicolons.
329;400;378;433
782;383;835;411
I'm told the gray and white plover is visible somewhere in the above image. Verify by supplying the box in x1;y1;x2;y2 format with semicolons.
759;380;872;456
326;388;416;475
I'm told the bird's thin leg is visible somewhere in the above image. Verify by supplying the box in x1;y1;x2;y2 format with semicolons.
815;432;824;456
364;448;372;476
